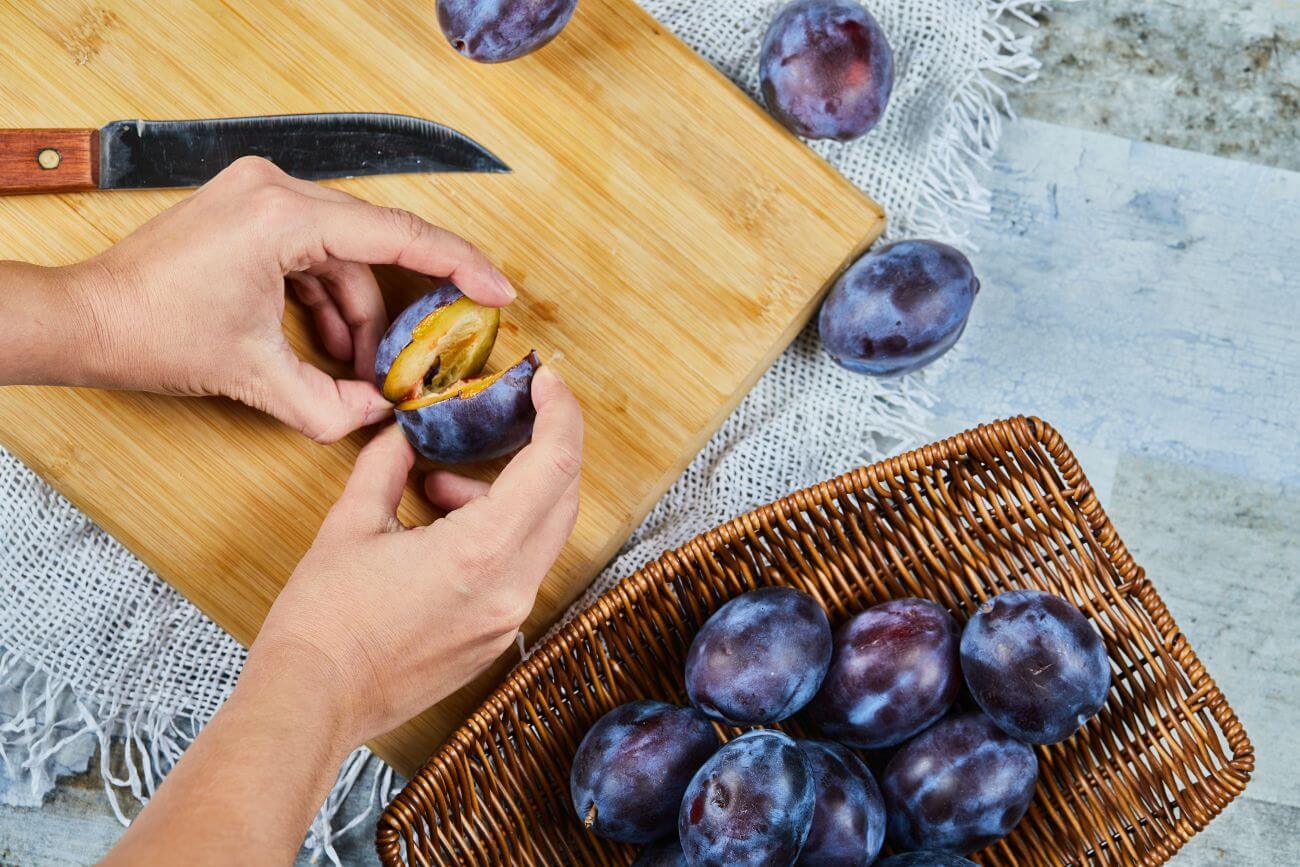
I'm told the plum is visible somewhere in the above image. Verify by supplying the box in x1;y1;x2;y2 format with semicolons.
961;589;1111;745
818;240;979;376
760;0;894;141
876;855;977;867
685;587;832;726
807;598;960;749
570;700;719;844
795;740;885;866
375;288;539;463
437;0;577;63
679;730;816;866
633;837;689;866
881;712;1037;855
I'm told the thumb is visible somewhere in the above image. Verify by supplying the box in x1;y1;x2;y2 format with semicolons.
328;423;415;534
262;357;392;444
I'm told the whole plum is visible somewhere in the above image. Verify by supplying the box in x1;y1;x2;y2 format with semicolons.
795;740;885;866
437;0;577;63
679;730;816;866
685;587;832;726
961;589;1111;745
876;855;977;867
818;240;979;376
633;837;689;866
759;0;894;141
807;598;960;749
570;700;719;844
881;712;1037;855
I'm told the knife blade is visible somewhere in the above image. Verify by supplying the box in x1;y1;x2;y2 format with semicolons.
0;113;509;196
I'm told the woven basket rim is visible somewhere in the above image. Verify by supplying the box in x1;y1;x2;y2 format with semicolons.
378;415;1255;864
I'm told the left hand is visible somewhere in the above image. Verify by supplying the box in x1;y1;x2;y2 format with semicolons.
62;155;516;442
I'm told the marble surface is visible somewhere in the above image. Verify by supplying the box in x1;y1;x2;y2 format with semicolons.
1009;0;1300;172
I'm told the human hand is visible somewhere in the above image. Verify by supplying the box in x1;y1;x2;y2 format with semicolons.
243;365;582;747
63;155;514;442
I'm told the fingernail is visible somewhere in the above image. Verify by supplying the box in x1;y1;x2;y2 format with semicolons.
494;270;517;302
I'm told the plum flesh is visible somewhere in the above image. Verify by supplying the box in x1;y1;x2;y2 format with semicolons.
881;712;1037;855
818;240;979;376
376;286;499;403
760;0;894;141
570;700;719;844
961;589;1111;745
437;0;577;63
679;730;816;866
808;598;960;749
685;587;832;726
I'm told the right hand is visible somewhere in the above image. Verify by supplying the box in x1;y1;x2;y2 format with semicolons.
243;364;583;747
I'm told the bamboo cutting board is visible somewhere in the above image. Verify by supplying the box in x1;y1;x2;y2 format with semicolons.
0;1;883;775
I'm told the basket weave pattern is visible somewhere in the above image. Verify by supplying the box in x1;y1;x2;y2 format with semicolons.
378;417;1252;865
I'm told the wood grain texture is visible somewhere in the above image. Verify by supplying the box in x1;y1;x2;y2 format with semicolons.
0;1;883;775
0;129;98;194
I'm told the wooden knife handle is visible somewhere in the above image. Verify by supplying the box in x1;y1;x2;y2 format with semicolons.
0;129;99;195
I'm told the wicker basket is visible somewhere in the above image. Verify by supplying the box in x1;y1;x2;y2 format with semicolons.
377;417;1252;866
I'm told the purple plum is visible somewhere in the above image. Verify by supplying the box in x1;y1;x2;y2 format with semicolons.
795;740;885;866
570;700;719;844
759;0;894;141
961;589;1111;745
685;587;833;726
881;712;1037;855
437;0;577;63
818;240;979;376
876;855;978;866
633;837;689;866
808;598;960;749
679;730;816;866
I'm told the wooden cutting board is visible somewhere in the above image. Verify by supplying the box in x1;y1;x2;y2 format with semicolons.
0;0;883;775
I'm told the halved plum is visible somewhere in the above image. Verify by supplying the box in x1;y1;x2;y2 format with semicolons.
375;287;540;464
396;352;540;463
375;285;500;403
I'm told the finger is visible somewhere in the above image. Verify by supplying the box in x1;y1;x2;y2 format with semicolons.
288;273;353;361
262;352;393;444
480;365;583;534
331;424;414;533
423;470;490;512
309;259;386;382
271;173;365;205
301;199;515;306
519;473;581;566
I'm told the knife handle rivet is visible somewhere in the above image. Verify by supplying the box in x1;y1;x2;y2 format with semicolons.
36;148;62;170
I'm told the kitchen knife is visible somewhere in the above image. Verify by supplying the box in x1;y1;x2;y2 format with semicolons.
0;112;509;196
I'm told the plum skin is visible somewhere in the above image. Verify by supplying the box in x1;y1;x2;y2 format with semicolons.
679;729;816;866
632;837;689;867
570;700;719;844
818;240;979;376
437;0;577;63
760;0;894;141
685;587;833;725
881;712;1038;855
795;740;885;866
876;855;978;866
808;597;960;749
961;589;1111;745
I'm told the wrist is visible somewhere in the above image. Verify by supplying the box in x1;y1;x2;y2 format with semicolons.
234;633;365;763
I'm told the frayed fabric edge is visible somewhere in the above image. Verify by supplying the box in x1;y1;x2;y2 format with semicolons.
0;649;394;865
